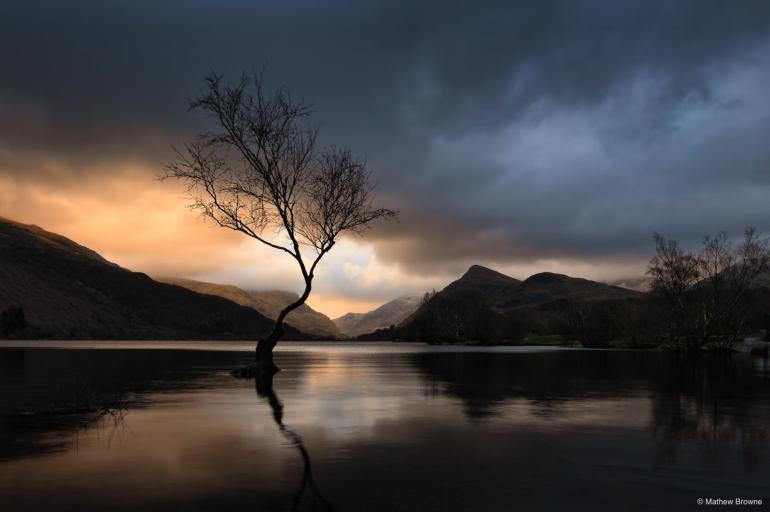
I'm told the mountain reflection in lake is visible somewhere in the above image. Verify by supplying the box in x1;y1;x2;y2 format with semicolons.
1;343;768;511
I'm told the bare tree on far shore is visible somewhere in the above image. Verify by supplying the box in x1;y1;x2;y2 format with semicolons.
163;71;396;373
647;228;770;351
647;234;702;350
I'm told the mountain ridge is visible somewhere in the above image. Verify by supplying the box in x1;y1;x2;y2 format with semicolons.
333;294;422;337
157;277;340;337
0;217;308;340
358;264;643;342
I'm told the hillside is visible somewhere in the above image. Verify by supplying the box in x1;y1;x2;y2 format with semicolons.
334;294;422;337
498;272;640;310
368;265;642;343
434;266;635;312
442;265;521;299
0;217;307;340
159;278;340;338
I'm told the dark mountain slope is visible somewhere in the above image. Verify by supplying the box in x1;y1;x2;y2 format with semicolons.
438;265;521;307
0;217;305;340
377;265;641;343
158;277;340;338
498;272;639;310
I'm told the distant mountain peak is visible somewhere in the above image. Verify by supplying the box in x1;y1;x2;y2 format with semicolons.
333;294;422;337
523;272;571;284
460;265;519;283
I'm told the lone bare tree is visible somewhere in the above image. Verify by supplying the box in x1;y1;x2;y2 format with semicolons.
163;71;396;373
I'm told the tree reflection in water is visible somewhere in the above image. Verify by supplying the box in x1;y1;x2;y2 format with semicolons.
650;353;770;472
255;370;334;512
411;350;770;472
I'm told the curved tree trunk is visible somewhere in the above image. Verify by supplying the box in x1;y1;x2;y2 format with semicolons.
253;278;313;372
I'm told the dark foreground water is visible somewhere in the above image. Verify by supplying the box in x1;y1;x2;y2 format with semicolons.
1;342;769;511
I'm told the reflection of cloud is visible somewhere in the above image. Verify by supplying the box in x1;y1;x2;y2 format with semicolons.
279;350;658;438
4;345;769;511
284;352;427;435
0;390;291;508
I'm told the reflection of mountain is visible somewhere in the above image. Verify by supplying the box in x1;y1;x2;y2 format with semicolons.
334;295;421;337
159;278;340;338
0;348;256;459
411;350;770;467
411;350;650;419
0;217;308;340
649;354;770;470
3;344;770;510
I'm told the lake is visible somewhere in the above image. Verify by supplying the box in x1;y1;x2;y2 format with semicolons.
1;342;769;511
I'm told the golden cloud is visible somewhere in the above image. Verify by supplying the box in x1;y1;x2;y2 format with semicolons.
0;164;248;276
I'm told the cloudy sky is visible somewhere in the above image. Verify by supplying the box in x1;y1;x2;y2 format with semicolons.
2;0;770;316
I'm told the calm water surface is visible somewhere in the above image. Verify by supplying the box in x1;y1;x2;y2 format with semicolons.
1;342;769;511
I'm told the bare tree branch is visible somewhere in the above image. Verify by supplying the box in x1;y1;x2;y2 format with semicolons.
647;228;770;351
162;70;397;368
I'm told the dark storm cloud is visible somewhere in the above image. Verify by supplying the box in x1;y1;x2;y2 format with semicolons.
2;0;770;276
